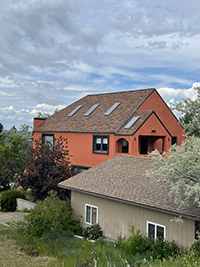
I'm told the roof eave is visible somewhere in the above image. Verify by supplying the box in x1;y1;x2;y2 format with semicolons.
59;184;199;221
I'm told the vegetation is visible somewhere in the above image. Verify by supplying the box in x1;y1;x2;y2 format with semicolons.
0;189;26;211
22;191;82;238
0;135;26;189
16;136;71;200
0;123;33;189
171;86;200;137
1;218;200;267
146;136;200;212
85;224;103;240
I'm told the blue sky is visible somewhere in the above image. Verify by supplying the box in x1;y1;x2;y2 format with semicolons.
0;0;199;129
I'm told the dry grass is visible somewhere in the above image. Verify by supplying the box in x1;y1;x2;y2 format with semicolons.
0;235;56;267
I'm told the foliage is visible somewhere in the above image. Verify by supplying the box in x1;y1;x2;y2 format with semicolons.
85;224;103;240
115;225;179;261
0;122;3;134
170;86;200;137
0;189;26;211
23;191;82;238
0;135;26;188
146;136;200;211
36;109;60;119
16;136;71;200
1;124;33;157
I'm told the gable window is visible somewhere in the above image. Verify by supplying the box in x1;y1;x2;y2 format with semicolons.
42;134;54;147
147;221;166;239
93;135;109;154
85;204;98;225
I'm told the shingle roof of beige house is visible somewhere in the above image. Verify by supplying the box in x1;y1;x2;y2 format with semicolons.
34;88;156;135
59;155;200;220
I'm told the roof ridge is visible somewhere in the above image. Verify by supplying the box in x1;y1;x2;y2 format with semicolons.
86;88;155;97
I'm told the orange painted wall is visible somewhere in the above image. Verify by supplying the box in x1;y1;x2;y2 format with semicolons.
131;113;171;154
33;118;46;130
138;90;185;145
33;113;171;167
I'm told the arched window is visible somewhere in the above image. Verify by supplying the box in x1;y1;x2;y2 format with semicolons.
116;138;129;153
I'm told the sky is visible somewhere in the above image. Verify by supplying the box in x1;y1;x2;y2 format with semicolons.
0;0;200;130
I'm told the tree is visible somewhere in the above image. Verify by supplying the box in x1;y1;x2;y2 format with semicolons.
146;135;200;211
2;124;33;157
0;122;3;134
0;135;26;188
171;87;200;137
17;136;71;200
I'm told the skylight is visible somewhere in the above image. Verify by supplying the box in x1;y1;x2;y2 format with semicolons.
104;102;120;116
124;116;140;129
67;105;82;117
84;104;99;117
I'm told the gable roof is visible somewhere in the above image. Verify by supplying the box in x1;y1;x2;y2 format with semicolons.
59;155;200;220
34;88;155;135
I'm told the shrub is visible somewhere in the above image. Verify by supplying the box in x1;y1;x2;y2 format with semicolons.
115;225;179;261
23;191;82;238
0;189;26;211
85;224;103;240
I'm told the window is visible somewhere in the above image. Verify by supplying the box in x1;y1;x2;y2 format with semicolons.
147;221;166;239
93;135;109;154
42;134;54;147
124;116;140;129
172;136;177;145
71;165;90;175
104;102;120;116
67;105;82;117
85;204;98;225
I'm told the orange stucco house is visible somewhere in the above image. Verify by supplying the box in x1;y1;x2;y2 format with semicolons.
33;88;184;171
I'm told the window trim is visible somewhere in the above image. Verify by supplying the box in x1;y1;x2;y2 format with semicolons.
85;204;98;225
93;135;109;155
42;133;54;147
147;221;166;239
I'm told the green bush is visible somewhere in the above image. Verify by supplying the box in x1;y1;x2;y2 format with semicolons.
23;191;82;238
85;224;103;240
115;225;179;261
0;189;26;212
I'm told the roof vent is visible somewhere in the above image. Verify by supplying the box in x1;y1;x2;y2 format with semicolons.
104;102;120;116
84;104;99;117
124;116;140;129
67;105;82;117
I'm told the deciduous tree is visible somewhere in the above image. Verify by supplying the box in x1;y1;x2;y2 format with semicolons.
17;136;71;200
146;136;200;211
171;87;200;137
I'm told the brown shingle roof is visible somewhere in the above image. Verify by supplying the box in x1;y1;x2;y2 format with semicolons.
59;155;200;220
34;88;155;134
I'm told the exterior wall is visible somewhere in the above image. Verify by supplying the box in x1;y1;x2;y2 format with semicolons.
139;90;185;146
131;113;171;154
33;118;46;130
71;191;195;249
34;130;135;167
33;112;171;167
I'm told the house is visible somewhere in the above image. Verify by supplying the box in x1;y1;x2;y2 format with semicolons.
33;88;184;170
59;155;200;249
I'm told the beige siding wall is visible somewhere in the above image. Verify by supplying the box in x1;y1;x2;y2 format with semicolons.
71;191;195;249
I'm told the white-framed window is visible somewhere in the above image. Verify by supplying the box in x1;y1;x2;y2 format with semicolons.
93;135;109;154
85;204;98;225
147;221;166;239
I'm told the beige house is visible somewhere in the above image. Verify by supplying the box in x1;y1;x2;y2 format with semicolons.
59;155;200;248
